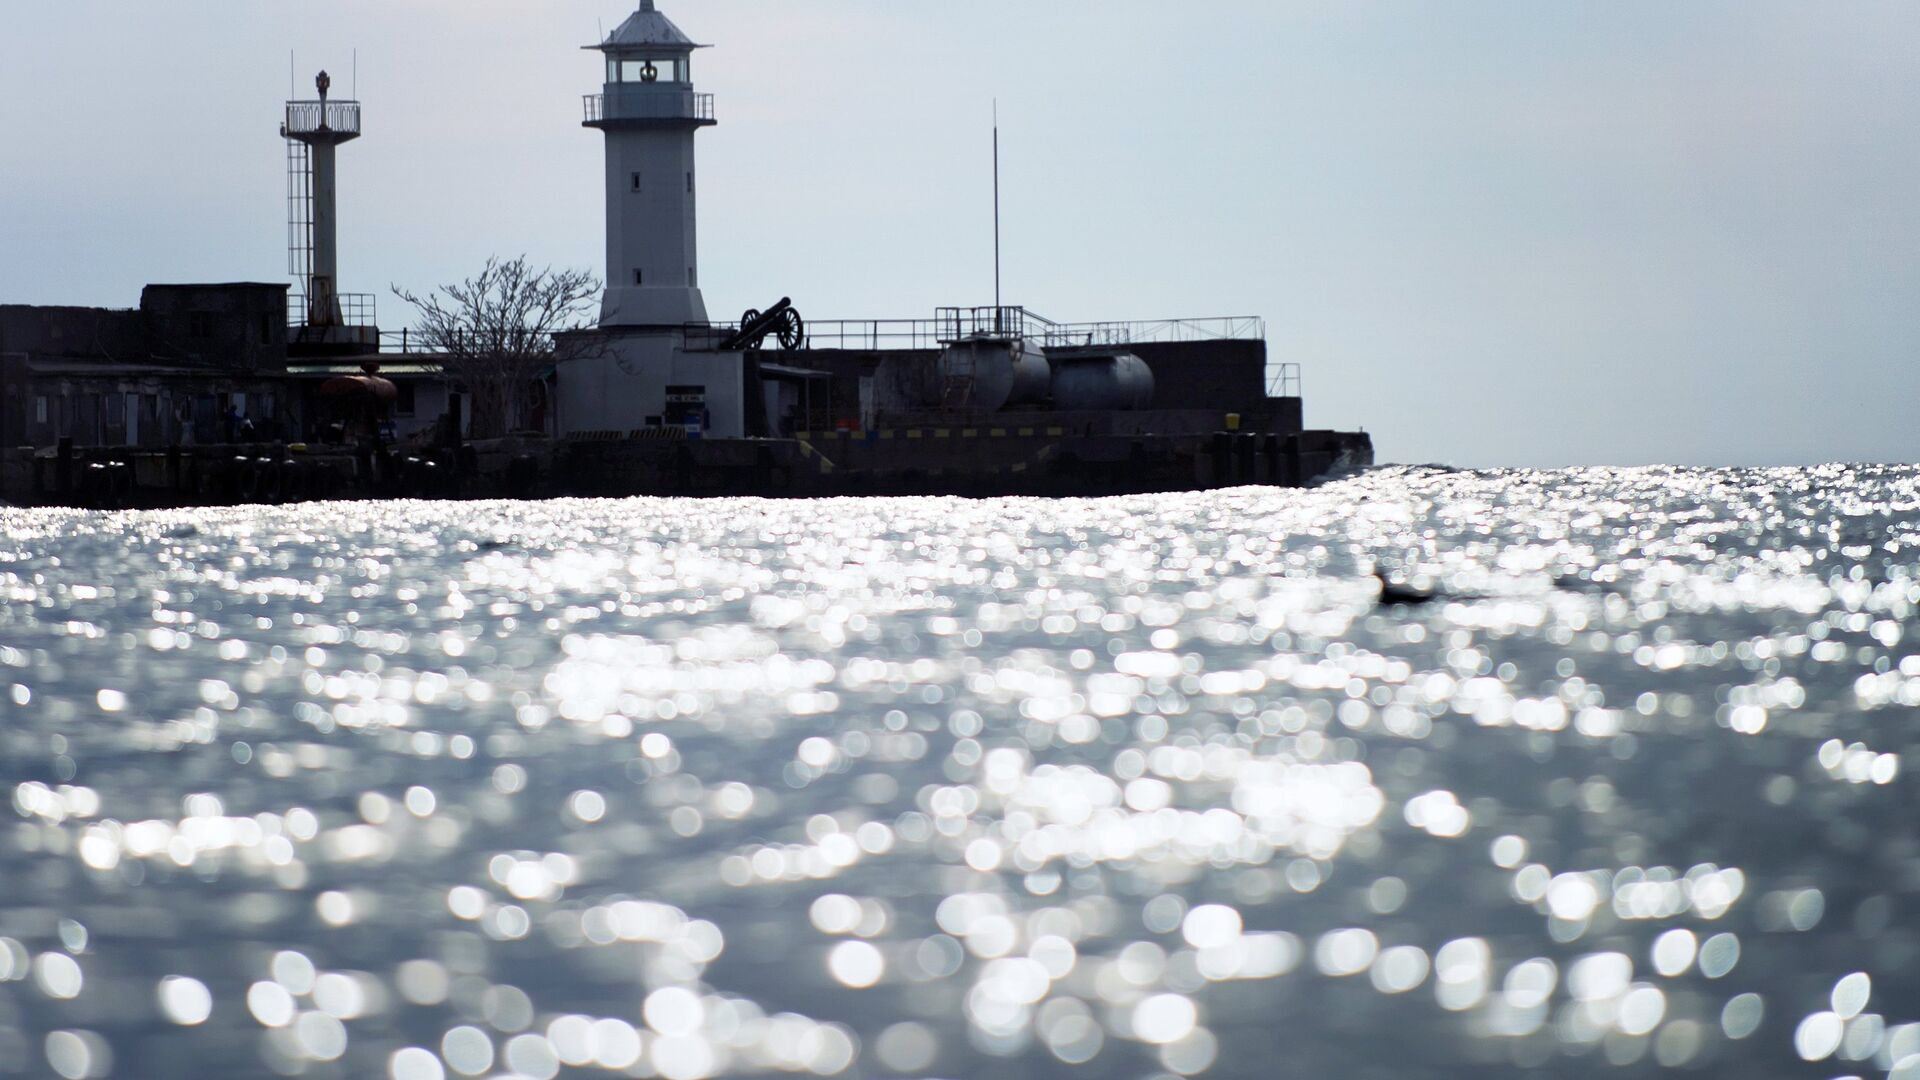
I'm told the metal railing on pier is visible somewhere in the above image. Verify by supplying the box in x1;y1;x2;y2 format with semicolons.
1267;362;1301;399
685;308;1266;353
288;292;377;332
367;311;1270;361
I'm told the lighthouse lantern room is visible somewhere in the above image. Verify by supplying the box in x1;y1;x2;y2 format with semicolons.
584;0;717;328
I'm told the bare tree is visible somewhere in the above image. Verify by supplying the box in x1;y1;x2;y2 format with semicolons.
393;257;601;439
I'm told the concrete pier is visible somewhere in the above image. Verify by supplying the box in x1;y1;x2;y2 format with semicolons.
0;426;1370;509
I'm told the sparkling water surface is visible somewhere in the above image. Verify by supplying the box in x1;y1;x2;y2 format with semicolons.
2;465;1918;1079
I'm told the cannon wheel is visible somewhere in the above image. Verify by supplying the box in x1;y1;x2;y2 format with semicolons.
777;307;805;350
738;310;763;351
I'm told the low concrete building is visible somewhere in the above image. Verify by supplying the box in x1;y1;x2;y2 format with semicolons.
0;283;295;448
555;330;749;438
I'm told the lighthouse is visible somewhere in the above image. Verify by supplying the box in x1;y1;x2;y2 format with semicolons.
282;71;376;351
557;1;747;439
584;0;717;327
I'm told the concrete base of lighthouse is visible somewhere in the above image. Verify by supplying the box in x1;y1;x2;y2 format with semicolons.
553;328;748;440
598;285;709;328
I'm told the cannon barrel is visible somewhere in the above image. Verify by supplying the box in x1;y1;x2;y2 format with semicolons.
722;297;796;351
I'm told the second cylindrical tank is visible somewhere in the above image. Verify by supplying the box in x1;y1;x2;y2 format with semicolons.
1049;351;1155;411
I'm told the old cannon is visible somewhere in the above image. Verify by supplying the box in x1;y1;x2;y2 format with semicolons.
723;297;805;351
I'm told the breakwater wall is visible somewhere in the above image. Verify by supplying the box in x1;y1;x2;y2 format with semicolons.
1;429;1370;508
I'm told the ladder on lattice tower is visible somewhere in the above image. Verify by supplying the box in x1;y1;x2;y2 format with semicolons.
286;138;313;324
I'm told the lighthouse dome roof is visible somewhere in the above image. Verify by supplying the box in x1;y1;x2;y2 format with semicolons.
596;1;704;51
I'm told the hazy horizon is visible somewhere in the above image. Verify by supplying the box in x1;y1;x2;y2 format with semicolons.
2;1;1914;468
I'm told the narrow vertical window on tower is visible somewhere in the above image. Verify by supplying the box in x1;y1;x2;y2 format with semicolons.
631;172;642;193
686;172;693;193
634;270;644;286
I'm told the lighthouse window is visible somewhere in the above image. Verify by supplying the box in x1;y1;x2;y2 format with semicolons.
634;269;644;286
616;58;685;83
631;172;642;193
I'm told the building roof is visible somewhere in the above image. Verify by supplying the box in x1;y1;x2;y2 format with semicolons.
592;1;704;51
286;359;447;377
142;282;290;292
760;363;833;380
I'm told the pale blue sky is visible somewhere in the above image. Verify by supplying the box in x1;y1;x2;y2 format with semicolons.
2;2;1915;466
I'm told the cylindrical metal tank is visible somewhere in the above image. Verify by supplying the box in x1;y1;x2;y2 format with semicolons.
1049;351;1155;411
938;338;1051;412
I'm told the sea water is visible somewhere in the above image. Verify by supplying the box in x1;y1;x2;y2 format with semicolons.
0;465;1916;1079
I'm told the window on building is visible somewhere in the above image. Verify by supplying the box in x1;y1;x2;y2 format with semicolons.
688;267;696;286
395;382;417;417
634;269;644;286
631;172;642;193
686;172;693;193
34;396;48;424
260;313;275;345
189;312;213;338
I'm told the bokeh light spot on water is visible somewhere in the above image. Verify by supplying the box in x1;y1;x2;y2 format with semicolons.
6;467;1920;1076
440;1026;495;1076
34;953;84;1000
1649;928;1697;977
157;975;214;1025
389;1046;446;1080
875;1022;938;1072
1796;1011;1844;1061
826;940;885;988
1831;971;1872;1019
45;1030;111;1080
1133;994;1199;1045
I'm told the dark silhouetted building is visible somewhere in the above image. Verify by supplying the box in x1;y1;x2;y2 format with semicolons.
0;283;293;447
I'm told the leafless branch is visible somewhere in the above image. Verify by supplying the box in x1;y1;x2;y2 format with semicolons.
392;256;601;438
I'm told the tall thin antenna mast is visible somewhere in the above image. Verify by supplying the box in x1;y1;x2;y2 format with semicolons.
993;100;1002;328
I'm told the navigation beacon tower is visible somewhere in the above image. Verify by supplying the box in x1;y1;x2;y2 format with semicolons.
584;0;717;327
282;71;376;351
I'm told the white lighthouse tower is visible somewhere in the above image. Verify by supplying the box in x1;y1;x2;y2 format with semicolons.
585;0;716;327
557;2;753;440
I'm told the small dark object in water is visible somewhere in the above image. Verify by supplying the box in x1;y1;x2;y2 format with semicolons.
1375;572;1436;606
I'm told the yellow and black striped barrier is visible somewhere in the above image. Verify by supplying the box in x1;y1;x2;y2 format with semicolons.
800;427;1070;441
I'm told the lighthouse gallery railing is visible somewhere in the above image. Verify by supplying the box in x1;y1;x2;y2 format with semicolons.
282;101;362;137
583;92;715;124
